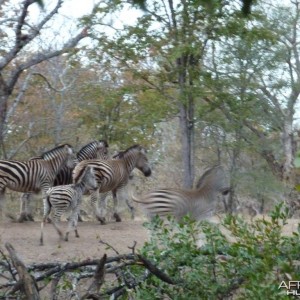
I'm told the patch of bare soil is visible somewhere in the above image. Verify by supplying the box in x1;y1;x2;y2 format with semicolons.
0;218;149;264
0;210;299;265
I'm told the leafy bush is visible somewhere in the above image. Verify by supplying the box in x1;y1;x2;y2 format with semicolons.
125;203;300;300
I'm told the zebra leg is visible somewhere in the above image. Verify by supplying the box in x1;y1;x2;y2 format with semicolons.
98;192;109;224
52;219;64;241
65;211;79;241
0;189;5;219
125;197;135;220
18;193;34;222
113;188;135;221
112;190;121;222
40;197;51;246
91;189;106;225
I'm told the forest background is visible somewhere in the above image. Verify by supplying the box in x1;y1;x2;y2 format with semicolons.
1;0;300;216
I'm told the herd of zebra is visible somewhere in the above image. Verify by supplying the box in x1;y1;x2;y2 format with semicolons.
0;139;229;245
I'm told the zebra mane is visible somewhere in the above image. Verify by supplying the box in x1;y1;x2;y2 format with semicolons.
41;144;73;159
78;141;97;154
77;140;107;155
116;144;143;159
112;150;124;159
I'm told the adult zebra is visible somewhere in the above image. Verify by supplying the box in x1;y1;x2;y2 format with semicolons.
73;144;152;224
0;144;75;219
132;165;229;221
18;140;109;222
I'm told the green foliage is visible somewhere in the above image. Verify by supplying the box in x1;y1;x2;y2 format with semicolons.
124;204;300;299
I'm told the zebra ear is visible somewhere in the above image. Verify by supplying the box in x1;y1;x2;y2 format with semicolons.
85;165;92;173
97;141;109;153
89;166;95;175
140;146;147;155
65;145;73;154
98;140;109;148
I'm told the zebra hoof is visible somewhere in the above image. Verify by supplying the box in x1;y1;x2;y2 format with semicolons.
113;213;122;222
17;213;26;223
17;212;35;223
97;216;106;225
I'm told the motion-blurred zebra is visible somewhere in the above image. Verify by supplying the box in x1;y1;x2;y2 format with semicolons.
0;144;75;218
132;165;229;221
73;144;152;224
40;165;97;245
19;140;109;221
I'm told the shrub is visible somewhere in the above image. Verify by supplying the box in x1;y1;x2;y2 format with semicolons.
125;203;300;300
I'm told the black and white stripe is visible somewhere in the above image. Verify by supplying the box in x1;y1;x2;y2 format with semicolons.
0;144;75;216
132;165;229;221
53;140;109;186
19;140;109;221
40;165;97;245
73;144;152;224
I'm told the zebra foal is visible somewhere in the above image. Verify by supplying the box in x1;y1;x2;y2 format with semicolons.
0;144;76;218
19;140;109;222
132;165;229;221
40;165;97;245
73;144;152;224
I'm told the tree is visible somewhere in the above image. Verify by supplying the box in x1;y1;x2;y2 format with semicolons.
82;0;244;188
203;0;300;188
0;0;89;157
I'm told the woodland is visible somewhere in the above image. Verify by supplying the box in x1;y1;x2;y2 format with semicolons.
1;0;300;214
1;0;300;299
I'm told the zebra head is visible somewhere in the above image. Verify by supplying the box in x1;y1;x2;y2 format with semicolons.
195;165;229;196
75;165;98;191
113;144;152;177
132;145;152;177
65;145;77;169
42;144;76;169
96;140;109;159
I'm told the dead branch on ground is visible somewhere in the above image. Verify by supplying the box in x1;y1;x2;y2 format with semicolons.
0;241;175;299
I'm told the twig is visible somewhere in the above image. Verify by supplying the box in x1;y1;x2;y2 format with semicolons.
128;241;137;255
99;239;120;255
137;254;176;285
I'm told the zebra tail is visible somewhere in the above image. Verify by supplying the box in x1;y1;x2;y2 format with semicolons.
131;191;144;204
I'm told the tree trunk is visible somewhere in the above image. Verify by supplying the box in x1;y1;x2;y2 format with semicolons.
179;102;194;188
0;83;9;158
282;116;295;184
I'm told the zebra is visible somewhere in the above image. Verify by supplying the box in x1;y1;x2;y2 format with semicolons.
0;144;76;218
18;140;109;222
132;165;229;221
72;144;152;224
40;165;97;245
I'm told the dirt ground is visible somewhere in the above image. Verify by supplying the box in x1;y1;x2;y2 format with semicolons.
0;204;299;266
0;217;149;265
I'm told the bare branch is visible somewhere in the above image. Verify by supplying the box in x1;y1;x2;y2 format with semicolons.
5;242;40;300
7;27;89;93
81;254;107;299
137;254;176;284
0;0;64;70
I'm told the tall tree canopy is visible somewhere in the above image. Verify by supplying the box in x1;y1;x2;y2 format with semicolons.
0;0;89;157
